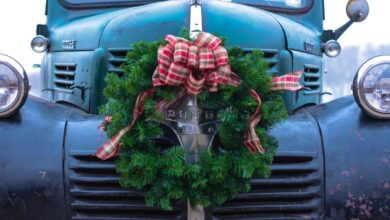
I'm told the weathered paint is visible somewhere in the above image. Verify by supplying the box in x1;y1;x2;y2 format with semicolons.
1;0;390;219
308;96;390;219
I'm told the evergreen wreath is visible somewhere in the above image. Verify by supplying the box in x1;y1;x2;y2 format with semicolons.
99;33;288;210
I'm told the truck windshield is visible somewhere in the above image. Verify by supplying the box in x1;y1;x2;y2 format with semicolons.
63;0;312;12
233;0;312;11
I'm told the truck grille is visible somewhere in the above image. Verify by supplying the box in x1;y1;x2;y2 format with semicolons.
211;151;322;220
67;150;322;219
107;48;279;76
303;64;321;95
54;63;76;93
67;150;183;220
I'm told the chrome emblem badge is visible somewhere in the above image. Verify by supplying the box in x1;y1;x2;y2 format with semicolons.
62;40;77;49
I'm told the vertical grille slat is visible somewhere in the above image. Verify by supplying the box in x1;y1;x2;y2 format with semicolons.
54;63;76;92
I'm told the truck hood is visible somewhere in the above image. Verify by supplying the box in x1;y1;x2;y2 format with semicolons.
99;0;285;49
51;0;319;54
50;1;189;51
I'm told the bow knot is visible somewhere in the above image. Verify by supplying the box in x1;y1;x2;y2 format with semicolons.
152;33;241;95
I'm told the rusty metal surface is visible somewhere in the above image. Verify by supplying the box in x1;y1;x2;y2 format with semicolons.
308;95;390;219
2;95;389;219
0;96;69;219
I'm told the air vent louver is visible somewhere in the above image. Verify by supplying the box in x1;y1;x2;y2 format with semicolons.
107;49;129;76
303;64;321;95
54;63;76;93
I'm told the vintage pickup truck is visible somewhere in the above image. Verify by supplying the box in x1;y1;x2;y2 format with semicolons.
1;0;389;219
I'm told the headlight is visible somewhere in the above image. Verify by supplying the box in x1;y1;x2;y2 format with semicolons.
31;35;49;53
324;40;341;57
352;56;390;119
0;54;29;118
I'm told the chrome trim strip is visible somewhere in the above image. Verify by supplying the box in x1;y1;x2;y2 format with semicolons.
190;0;203;39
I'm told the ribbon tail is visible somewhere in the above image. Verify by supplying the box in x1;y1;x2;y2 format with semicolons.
244;89;264;154
271;70;304;91
95;89;155;160
95;125;131;160
244;116;264;154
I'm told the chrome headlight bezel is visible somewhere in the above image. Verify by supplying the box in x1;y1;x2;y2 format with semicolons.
352;55;390;119
0;54;29;118
323;40;341;58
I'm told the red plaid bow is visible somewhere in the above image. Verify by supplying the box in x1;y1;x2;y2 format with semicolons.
152;33;242;95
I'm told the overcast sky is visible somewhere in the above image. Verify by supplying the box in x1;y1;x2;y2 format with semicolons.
0;0;389;99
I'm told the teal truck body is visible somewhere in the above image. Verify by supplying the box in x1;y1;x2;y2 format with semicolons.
1;0;389;219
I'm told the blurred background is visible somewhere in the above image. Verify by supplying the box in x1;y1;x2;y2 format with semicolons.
0;0;389;102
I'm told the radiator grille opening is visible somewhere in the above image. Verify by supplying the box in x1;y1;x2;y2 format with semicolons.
211;151;322;219
303;64;320;95
67;148;322;219
54;63;76;92
67;141;183;219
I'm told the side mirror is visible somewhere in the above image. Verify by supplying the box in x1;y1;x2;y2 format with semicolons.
346;0;369;22
323;0;369;57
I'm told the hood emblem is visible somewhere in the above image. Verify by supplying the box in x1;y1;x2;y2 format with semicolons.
304;41;314;52
62;40;77;50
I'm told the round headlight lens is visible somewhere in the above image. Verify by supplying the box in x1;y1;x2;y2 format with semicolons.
353;56;390;119
31;35;49;53
324;40;341;57
0;54;29;118
0;64;20;111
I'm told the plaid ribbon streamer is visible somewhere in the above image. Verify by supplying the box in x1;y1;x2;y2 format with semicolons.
244;89;265;154
98;116;112;140
95;89;155;160
152;32;242;96
271;70;304;91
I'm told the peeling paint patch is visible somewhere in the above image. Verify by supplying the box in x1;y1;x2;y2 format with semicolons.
345;193;373;218
354;130;365;141
341;167;358;178
380;155;389;164
39;170;48;179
